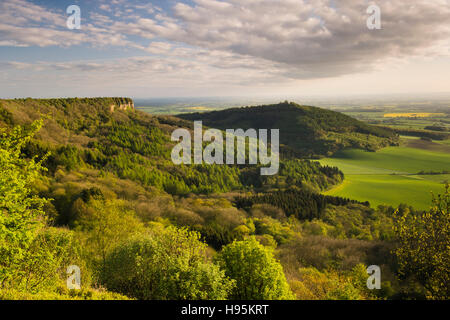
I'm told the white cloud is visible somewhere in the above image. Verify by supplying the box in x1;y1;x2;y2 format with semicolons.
0;40;29;47
99;4;112;12
3;46;291;93
0;0;449;96
167;0;450;78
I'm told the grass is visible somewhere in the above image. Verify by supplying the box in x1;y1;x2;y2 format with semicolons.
320;147;450;174
437;139;450;147
342;110;449;130
401;136;450;153
319;146;450;210
323;174;449;210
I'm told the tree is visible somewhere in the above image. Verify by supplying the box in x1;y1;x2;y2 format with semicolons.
74;198;145;267
215;237;294;300
101;226;234;300
0;120;50;288
289;267;364;300
393;184;450;299
0;121;84;293
19;227;86;292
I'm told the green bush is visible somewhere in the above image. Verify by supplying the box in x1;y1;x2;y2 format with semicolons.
290;267;364;300
0;121;50;289
393;185;450;299
74;199;145;267
101;226;234;300
215;237;294;300
15;227;88;292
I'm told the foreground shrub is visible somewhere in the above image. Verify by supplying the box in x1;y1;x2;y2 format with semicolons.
101;227;234;300
74;198;145;268
393;184;450;300
289;267;363;300
215;237;294;300
0;121;61;291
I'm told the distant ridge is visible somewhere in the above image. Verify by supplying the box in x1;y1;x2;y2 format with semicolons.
0;97;136;145
178;101;399;158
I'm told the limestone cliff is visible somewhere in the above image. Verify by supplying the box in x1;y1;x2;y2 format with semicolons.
109;97;134;113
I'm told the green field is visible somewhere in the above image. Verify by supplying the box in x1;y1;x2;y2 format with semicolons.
319;146;450;210
342;107;449;130
438;139;450;147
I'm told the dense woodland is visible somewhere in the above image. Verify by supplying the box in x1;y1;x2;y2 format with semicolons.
179;102;399;158
0;98;448;300
391;128;450;140
235;190;369;221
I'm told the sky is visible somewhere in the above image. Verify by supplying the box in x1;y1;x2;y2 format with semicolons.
0;0;449;99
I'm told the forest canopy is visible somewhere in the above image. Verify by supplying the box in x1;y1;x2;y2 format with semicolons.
0;98;447;300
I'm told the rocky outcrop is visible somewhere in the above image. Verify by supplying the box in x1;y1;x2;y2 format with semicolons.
110;101;134;113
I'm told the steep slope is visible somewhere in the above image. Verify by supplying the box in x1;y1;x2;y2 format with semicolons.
178;102;399;158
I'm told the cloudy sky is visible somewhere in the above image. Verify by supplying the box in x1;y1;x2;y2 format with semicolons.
0;0;449;98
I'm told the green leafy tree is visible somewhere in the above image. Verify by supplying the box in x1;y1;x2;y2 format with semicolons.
74;199;145;267
215;237;294;300
393;184;450;299
290;266;366;300
19;227;86;292
1;121;83;293
101;226;234;300
0;120;50;288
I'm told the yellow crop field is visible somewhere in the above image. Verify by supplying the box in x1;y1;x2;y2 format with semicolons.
383;112;446;118
186;106;213;111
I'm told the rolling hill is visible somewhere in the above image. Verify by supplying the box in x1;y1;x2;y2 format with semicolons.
178;102;399;158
